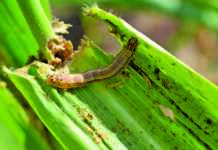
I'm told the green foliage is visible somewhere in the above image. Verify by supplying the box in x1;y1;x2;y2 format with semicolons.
0;0;53;67
1;1;218;150
0;86;49;150
0;0;53;149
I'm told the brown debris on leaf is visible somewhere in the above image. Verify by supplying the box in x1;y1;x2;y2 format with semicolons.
159;104;176;121
47;35;74;68
93;131;108;144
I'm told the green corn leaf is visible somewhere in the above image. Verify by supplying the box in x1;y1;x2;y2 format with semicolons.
0;1;52;149
0;84;49;150
4;5;218;150
0;0;53;67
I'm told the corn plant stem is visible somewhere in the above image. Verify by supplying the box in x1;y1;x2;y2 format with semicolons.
0;2;27;65
39;0;52;20
16;0;54;60
2;0;37;55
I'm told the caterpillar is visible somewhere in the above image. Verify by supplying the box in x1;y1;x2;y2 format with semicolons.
47;37;138;89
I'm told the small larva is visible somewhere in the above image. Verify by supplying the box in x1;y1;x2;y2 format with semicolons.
47;37;138;89
47;74;85;89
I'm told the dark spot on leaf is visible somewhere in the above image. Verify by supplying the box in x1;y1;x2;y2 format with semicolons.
154;68;160;74
26;55;37;64
154;68;160;80
120;34;126;41
206;118;212;125
123;128;131;135
148;54;153;58
104;19;119;34
144;43;150;49
148;65;151;69
204;131;210;135
162;79;172;89
121;69;130;78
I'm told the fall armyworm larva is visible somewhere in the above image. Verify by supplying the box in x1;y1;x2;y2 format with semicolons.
47;37;138;89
